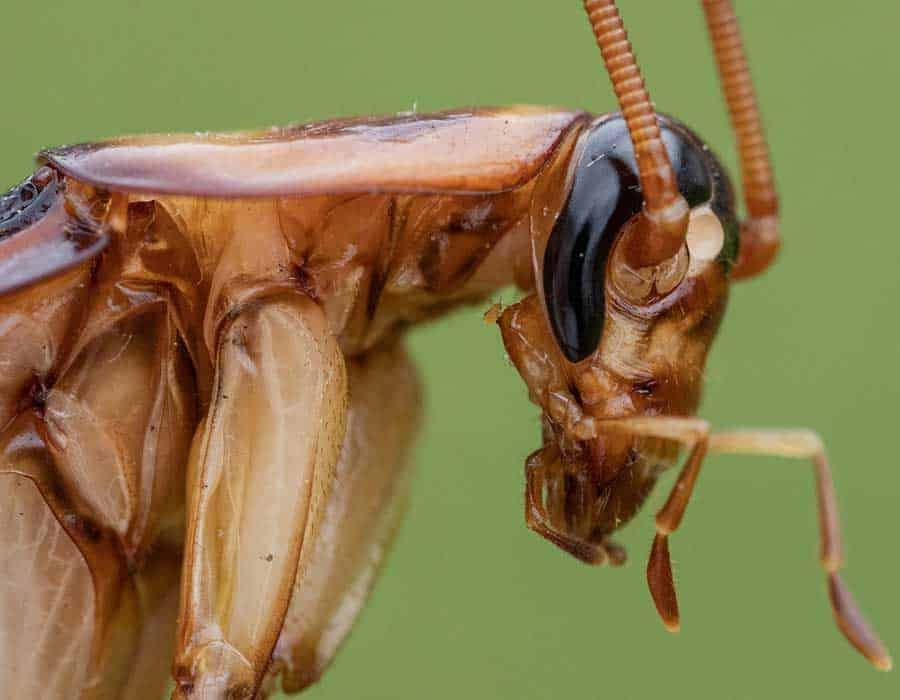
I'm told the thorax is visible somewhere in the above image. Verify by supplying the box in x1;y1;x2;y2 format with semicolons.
109;183;538;358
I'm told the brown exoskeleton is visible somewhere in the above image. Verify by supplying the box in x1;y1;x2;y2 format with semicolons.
0;1;891;698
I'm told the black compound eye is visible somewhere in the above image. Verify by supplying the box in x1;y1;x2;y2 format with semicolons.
542;114;737;363
0;167;60;242
542;122;639;362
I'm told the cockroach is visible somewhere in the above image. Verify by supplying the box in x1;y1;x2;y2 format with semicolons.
0;1;891;698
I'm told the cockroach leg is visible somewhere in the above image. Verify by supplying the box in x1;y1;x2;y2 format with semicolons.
266;341;421;694
601;417;711;632
709;429;892;671
173;292;347;700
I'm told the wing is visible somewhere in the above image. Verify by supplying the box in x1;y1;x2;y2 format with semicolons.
40;106;590;198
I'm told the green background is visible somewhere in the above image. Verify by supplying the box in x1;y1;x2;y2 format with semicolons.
2;1;898;698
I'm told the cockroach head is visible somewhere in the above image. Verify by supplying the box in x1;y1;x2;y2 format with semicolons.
490;1;751;563
495;115;738;562
540;114;739;364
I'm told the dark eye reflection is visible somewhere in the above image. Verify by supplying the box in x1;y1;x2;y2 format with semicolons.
542;115;735;362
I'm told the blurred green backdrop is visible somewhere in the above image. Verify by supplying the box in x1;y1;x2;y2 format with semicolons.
2;1;898;698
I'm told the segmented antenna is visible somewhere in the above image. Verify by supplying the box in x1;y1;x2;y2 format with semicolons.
701;0;778;220
583;0;689;267
701;0;780;279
